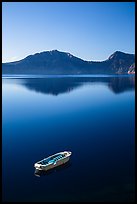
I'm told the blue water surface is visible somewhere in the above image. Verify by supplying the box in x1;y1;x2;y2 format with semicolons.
2;75;135;202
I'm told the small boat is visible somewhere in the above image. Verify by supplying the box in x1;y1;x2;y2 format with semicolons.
34;151;72;171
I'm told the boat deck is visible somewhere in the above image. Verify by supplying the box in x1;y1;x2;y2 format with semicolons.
40;154;65;165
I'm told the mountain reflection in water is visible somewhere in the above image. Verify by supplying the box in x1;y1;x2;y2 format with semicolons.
4;75;135;95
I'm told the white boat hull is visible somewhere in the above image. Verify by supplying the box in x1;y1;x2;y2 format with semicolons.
34;151;72;171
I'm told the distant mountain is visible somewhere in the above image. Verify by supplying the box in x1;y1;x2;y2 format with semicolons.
2;50;135;75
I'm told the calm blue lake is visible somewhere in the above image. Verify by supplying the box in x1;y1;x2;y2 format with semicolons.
2;75;135;202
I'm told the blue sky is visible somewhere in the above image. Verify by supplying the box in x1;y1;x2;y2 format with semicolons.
2;2;135;62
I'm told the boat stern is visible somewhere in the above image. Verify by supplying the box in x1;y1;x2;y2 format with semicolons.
34;163;42;170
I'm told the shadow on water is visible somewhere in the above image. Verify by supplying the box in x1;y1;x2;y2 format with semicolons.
3;75;135;95
34;161;71;177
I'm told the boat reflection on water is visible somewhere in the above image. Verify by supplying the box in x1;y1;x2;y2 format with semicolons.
34;161;71;177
